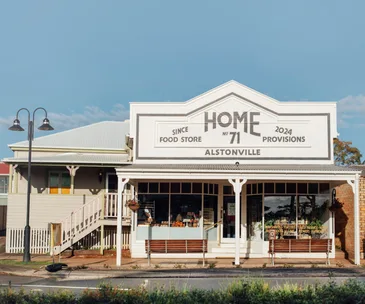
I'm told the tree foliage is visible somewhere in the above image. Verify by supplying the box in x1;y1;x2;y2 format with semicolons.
333;138;362;166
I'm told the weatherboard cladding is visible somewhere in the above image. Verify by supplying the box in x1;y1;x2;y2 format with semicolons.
9;121;130;150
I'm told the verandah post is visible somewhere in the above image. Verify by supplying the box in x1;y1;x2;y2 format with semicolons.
116;177;129;267
228;177;247;266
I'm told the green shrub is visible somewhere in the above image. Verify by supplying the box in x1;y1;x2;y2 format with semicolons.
2;279;365;303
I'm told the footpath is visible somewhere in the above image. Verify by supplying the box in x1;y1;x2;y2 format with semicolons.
1;253;365;281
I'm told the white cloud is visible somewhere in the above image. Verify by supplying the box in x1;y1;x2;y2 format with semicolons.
338;95;365;128
0;104;129;131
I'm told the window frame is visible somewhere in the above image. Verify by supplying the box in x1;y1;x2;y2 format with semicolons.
48;171;71;195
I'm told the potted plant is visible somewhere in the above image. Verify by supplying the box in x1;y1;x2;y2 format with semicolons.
127;199;140;211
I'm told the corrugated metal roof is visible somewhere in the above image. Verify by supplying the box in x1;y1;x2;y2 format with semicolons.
9;120;130;151
2;153;129;165
350;165;365;176
119;164;360;173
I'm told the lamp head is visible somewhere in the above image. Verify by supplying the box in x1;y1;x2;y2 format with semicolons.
38;118;54;131
9;118;24;131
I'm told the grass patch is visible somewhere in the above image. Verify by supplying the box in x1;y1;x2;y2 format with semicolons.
0;259;50;268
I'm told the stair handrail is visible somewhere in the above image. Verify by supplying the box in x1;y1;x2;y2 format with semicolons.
204;220;222;246
58;195;102;245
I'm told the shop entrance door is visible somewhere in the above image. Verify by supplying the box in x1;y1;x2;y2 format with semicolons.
222;195;237;240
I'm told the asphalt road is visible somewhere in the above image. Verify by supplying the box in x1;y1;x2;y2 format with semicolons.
1;274;365;295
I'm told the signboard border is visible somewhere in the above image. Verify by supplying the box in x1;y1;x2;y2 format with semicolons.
135;93;331;161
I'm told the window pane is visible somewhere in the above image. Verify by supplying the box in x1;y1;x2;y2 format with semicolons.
252;184;257;194
171;195;202;227
107;174;118;193
0;177;8;194
214;184;218;195
149;183;159;193
258;183;263;194
49;173;59;188
61;173;71;187
264;183;274;194
275;183;285;194
298;183;307;194
192;183;202;194
309;183;318;194
160;183;169;193
224;185;232;195
319;183;330;194
204;183;208;194
171;183;180;193
287;183;296;194
182;183;191;193
247;195;263;240
138;183;148;193
209;184;214;194
264;196;296;239
137;194;169;226
204;195;218;227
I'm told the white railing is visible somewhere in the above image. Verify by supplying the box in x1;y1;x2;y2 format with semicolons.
76;227;130;250
6;227;131;253
60;196;101;247
6;228;50;254
104;193;132;219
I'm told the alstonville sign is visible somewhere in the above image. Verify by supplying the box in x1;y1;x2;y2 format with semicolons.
131;82;336;164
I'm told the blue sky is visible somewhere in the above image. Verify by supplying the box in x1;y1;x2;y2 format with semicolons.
0;1;364;159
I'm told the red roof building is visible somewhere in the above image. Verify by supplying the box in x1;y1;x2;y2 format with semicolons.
0;163;9;175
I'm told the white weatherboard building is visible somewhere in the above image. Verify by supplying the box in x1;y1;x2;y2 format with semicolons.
3;81;362;265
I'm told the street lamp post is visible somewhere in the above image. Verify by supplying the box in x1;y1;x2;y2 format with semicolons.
9;107;54;263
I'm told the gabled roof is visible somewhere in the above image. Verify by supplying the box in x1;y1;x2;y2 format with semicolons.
9;120;130;151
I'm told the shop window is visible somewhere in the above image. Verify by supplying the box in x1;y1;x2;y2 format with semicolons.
138;183;148;193
0;176;8;194
49;172;71;194
171;183;180;193
160;183;169;193
308;183;318;194
171;195;201;227
297;195;329;239
275;183;285;194
209;184;214;194
297;183;307;194
192;183;202;194
149;183;159;193
137;194;169;226
182;183;191;193
264;196;296;239
264;183;274;194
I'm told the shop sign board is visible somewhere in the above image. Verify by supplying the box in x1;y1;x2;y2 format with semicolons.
131;81;336;164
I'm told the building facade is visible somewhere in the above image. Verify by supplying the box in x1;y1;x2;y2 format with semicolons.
3;81;362;264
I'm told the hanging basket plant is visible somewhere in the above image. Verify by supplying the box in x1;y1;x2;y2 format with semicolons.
127;199;140;211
